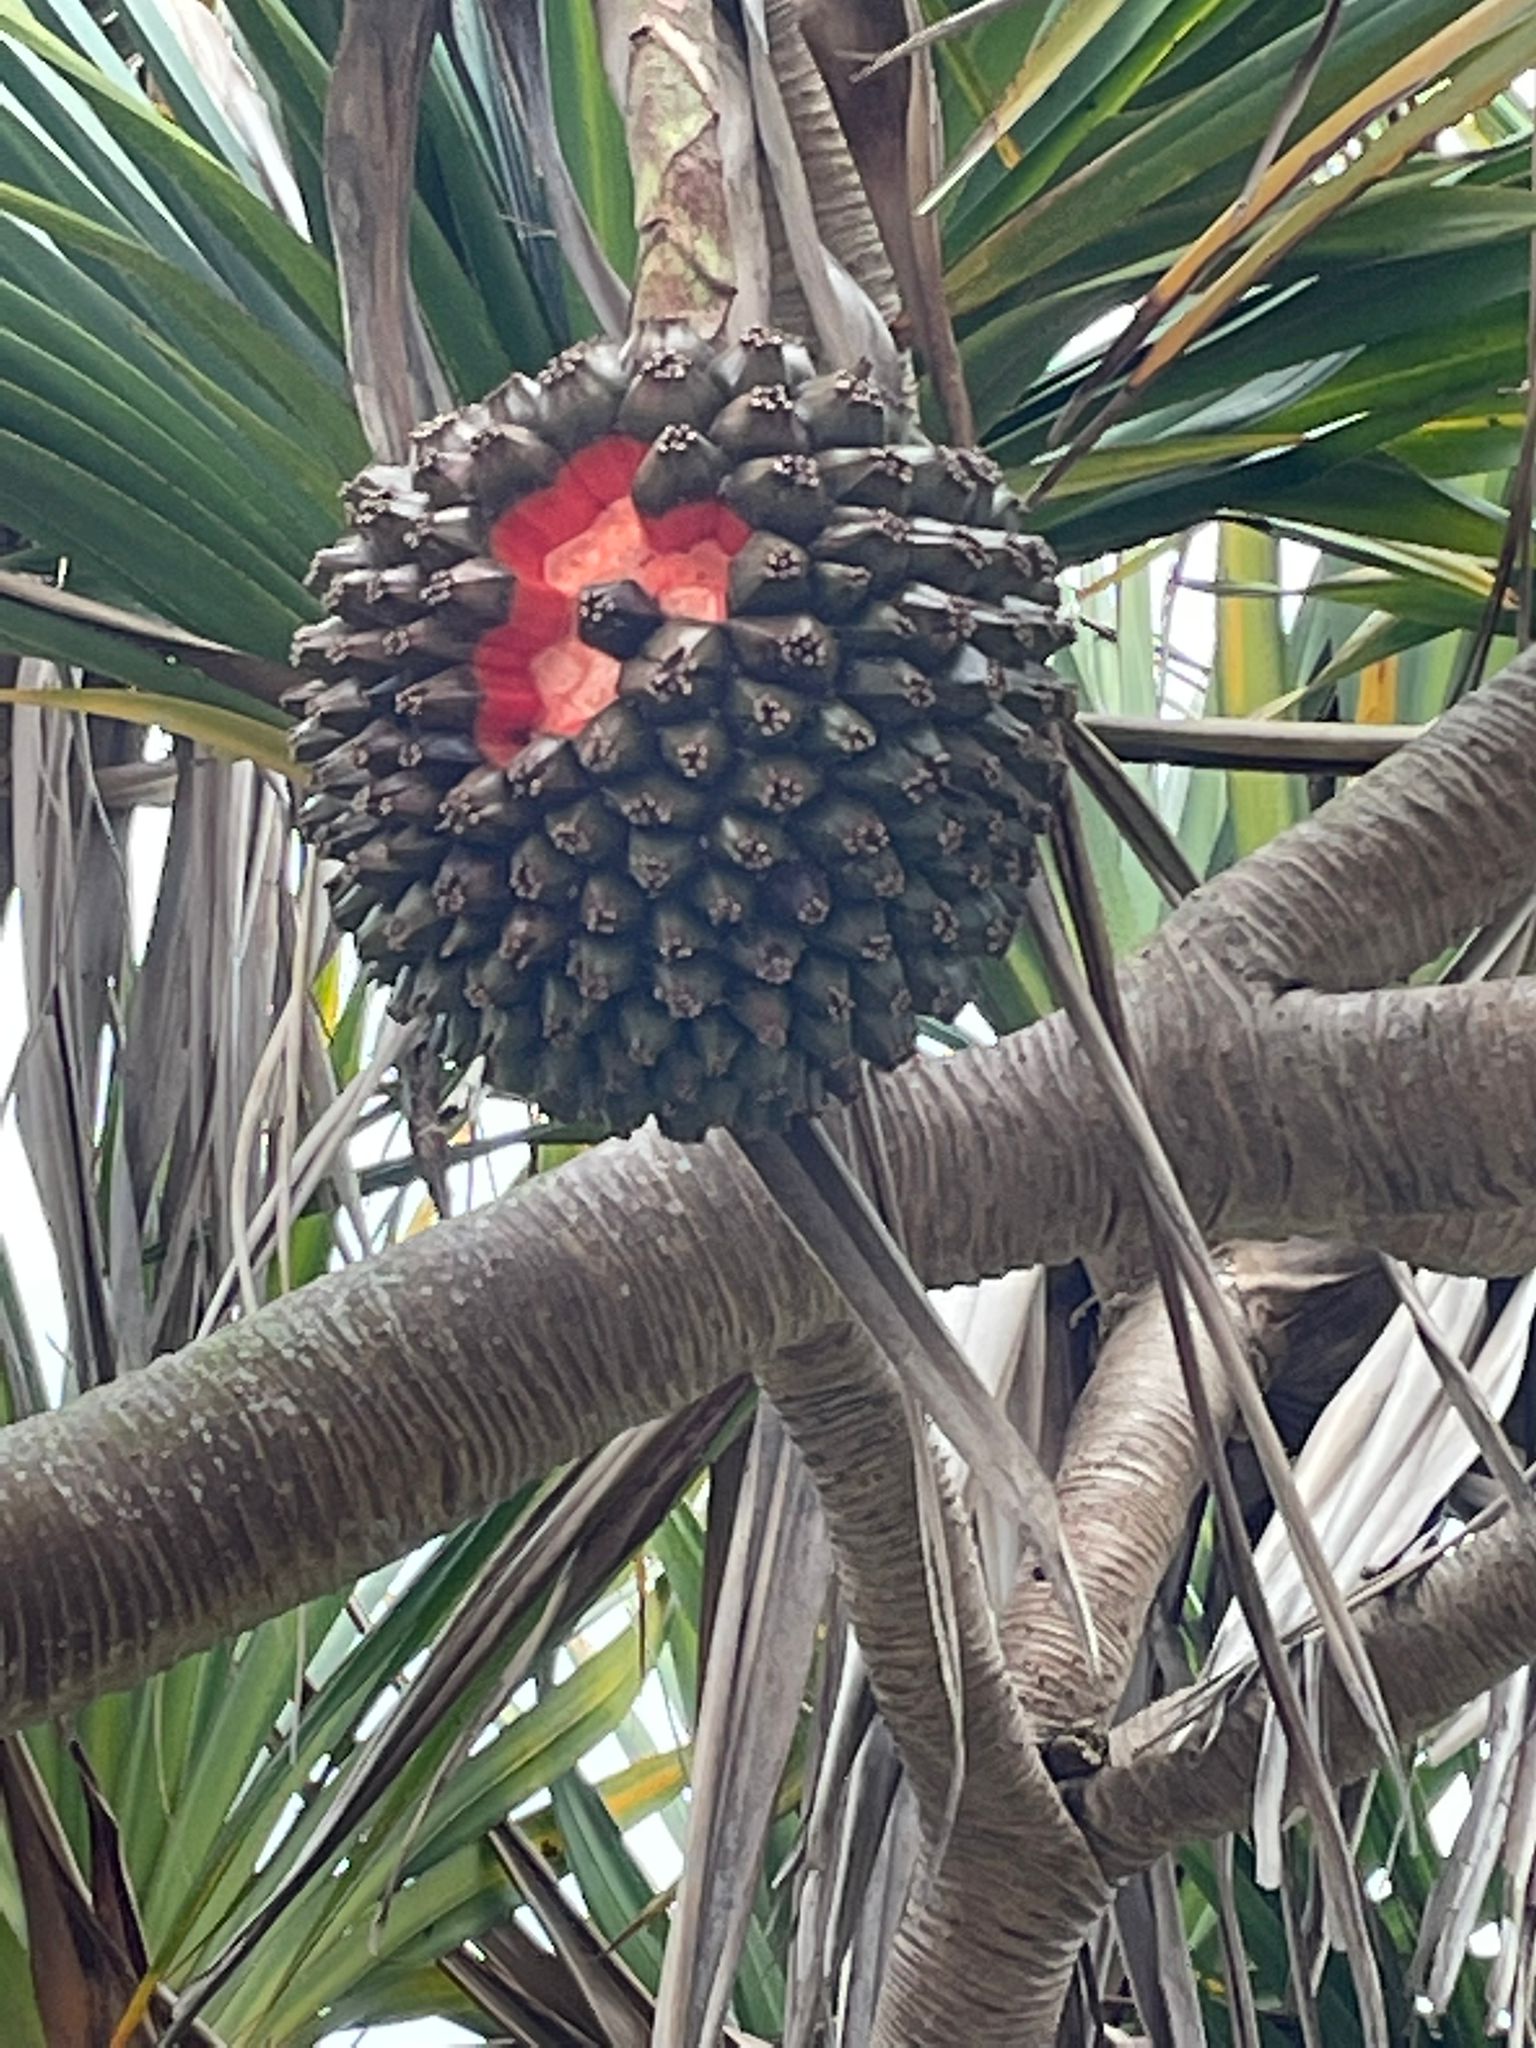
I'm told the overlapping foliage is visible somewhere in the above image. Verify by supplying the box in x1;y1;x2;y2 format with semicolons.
1;1;1535;2041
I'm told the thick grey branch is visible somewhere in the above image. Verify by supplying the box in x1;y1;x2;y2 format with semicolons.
1;967;1525;1735
1162;654;1536;990
0;1135;820;1726
1078;1498;1536;1884
0;665;1534;1735
762;1324;1108;2045
1003;1260;1235;1735
877;969;1536;1288
1248;980;1536;1268
1004;1242;1392;1732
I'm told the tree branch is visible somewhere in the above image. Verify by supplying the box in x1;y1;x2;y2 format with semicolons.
0;1133;821;1726
1002;1242;1390;1737
0;666;1534;1734
1077;1494;1536;1884
762;1323;1109;2045
1165;655;1536;990
1247;979;1536;1273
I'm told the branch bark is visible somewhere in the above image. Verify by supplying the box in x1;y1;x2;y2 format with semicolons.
0;1133;821;1725
3;960;1532;1733
1167;652;1536;989
1078;1494;1536;1884
1002;1241;1390;1738
761;1323;1109;2045
0;665;1534;1735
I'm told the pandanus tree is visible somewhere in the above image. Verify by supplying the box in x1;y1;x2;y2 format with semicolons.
7;1;1536;2043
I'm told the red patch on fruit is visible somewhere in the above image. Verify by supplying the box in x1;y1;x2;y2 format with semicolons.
564;436;646;505
475;435;746;763
641;501;749;555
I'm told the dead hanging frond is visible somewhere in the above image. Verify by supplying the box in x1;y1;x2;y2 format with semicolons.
782;1639;899;2047
1113;1854;1210;2047
1378;1257;1536;1527
801;0;976;437
736;0;901;390
0;1737;218;2048
1414;1672;1534;2016
1205;1275;1536;1686
9;663;130;1391
326;0;451;458
653;1403;831;2048
480;0;631;337
752;0;899;335
0;1736;150;2048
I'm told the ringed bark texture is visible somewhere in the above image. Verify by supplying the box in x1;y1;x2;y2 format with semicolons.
0;657;1532;1738
0;1133;820;1725
763;1325;1110;2046
1002;1241;1391;1735
1080;1497;1536;1883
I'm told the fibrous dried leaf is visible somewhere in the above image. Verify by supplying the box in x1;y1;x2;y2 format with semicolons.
482;1;630;336
801;0;973;434
653;1403;831;2047
326;0;451;457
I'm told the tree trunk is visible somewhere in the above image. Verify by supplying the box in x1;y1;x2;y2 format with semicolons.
2;655;1536;2037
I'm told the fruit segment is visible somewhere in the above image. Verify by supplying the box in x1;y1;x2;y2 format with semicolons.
478;436;747;761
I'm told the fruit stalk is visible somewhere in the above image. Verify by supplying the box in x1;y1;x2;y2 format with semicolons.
612;0;746;337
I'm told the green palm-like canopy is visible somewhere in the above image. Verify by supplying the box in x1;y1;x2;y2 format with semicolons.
2;3;1536;2044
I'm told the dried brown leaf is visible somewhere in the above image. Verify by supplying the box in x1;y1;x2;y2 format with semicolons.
326;0;451;458
0;1740;151;2048
654;1405;831;2047
801;0;973;435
